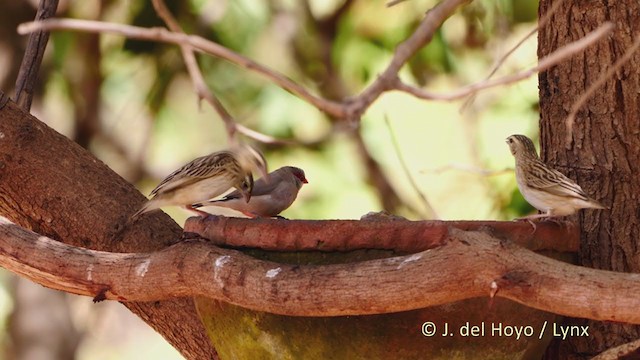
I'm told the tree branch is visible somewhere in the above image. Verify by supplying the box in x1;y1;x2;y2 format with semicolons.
460;0;565;111
184;215;578;253
17;18;345;117
17;0;469;122
344;0;470;119
16;4;614;128
393;22;614;101
151;0;241;143
3;216;640;323
14;0;59;111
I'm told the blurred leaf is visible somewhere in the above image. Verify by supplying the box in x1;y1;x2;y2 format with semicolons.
511;0;538;23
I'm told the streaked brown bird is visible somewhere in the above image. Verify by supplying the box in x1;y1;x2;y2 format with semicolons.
131;144;267;219
193;166;307;218
506;134;606;220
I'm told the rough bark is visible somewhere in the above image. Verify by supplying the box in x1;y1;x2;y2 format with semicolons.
538;0;640;357
184;215;579;253
0;99;218;359
5;216;640;323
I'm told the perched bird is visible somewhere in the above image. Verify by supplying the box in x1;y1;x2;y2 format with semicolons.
193;166;308;218
131;144;268;219
506;134;606;220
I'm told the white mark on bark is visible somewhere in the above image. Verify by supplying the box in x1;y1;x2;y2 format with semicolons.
214;255;232;288
87;264;93;281
397;253;422;269
215;255;231;268
490;281;499;298
136;259;151;277
266;267;281;278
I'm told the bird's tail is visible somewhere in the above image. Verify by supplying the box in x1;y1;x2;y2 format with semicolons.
130;200;160;221
587;198;608;210
191;200;216;209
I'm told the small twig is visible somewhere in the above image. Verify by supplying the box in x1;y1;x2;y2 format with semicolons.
394;22;614;102
386;0;410;7
564;34;640;148
384;115;438;219
152;0;242;143
16;0;469;123
234;124;295;145
348;0;469;119
17;4;613;135
461;0;565;112
16;18;345;118
420;163;513;177
0;91;9;110
14;0;59;111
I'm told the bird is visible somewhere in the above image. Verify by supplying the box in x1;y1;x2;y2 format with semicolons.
131;144;268;219
192;166;308;218
506;134;606;220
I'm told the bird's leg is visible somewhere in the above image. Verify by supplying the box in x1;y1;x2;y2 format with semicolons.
185;204;212;217
517;212;551;220
516;211;553;232
240;211;259;218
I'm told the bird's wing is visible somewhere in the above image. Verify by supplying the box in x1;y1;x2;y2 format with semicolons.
218;172;283;201
525;161;589;200
150;152;237;196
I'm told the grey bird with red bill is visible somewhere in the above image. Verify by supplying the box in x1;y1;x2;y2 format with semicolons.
192;166;308;218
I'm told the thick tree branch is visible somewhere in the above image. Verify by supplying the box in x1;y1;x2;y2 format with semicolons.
184;215;578;253
2;217;640;323
0;99;217;360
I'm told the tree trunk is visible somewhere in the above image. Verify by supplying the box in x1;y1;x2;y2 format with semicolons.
538;1;640;358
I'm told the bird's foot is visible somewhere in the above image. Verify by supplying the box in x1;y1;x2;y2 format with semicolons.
186;205;212;217
240;211;259;218
515;214;551;233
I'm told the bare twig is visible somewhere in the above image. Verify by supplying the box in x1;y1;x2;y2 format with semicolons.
346;0;470;119
383;115;438;219
16;18;345;117
17;0;468;121
564;35;640;147
152;0;236;144
461;0;565;111
420;163;512;177
394;22;614;101
14;0;59;111
17;5;614;148
386;0;410;7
